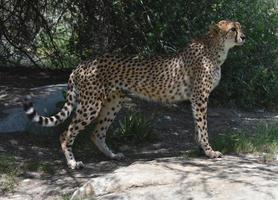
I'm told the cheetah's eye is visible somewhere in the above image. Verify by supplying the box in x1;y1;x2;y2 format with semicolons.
230;27;236;32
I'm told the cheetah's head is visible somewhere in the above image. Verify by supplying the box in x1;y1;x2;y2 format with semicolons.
210;20;245;48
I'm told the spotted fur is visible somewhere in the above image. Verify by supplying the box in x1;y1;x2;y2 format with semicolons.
24;20;245;169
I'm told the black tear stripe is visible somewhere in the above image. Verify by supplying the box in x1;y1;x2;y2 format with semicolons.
235;30;238;43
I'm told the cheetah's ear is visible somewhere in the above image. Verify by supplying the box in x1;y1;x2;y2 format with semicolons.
235;21;241;28
209;23;221;36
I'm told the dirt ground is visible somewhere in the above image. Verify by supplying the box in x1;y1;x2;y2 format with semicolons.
0;67;277;199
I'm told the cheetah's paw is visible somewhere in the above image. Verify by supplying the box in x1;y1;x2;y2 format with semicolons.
68;161;84;170
112;153;126;160
206;150;223;159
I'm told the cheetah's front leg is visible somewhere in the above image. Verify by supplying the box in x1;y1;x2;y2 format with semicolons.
191;92;222;158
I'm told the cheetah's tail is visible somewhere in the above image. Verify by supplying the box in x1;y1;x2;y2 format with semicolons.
23;75;76;127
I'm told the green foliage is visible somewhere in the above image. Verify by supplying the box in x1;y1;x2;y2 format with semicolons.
22;161;55;175
108;111;157;145
0;155;55;194
49;0;278;110
59;194;71;200
209;0;278;110
36;25;79;68
0;155;18;194
109;0;214;54
1;0;277;108
0;156;17;175
211;122;278;159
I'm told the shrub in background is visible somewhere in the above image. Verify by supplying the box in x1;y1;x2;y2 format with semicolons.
1;0;277;109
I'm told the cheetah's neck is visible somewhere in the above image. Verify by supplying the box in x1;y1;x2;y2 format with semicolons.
217;42;230;66
208;36;233;67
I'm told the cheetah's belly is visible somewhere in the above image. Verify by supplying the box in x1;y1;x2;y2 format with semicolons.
123;78;191;103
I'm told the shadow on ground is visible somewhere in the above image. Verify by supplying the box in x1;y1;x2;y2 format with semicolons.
0;71;277;199
0;100;277;200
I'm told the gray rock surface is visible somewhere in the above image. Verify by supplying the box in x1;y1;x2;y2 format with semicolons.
0;84;66;133
71;155;278;200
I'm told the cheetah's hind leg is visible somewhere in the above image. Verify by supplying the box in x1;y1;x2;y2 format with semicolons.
91;91;125;160
60;101;102;169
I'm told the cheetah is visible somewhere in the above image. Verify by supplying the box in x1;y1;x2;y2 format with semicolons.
24;20;245;169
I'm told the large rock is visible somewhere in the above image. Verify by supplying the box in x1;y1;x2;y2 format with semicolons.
71;156;278;200
0;84;66;133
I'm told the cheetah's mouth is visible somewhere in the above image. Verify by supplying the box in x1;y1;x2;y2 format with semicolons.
235;34;245;46
236;40;245;46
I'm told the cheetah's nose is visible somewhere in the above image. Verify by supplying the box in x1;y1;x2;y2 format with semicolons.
240;35;246;41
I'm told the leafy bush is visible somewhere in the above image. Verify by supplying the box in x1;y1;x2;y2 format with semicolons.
212;122;278;157
1;0;277;108
209;0;278;110
108;111;157;145
0;156;18;194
